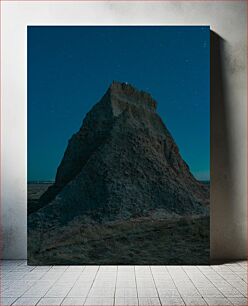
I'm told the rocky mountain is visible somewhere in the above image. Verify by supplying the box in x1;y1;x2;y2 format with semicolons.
28;82;209;264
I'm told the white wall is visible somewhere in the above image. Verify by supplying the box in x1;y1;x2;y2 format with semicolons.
1;1;246;260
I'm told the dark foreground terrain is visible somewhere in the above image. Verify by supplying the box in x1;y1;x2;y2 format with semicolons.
28;183;209;265
28;183;53;215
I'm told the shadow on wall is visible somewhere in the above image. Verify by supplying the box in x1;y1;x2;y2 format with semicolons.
210;31;245;263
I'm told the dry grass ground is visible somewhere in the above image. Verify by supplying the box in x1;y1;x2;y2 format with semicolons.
28;183;209;265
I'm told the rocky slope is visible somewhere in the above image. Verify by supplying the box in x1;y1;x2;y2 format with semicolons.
28;81;209;264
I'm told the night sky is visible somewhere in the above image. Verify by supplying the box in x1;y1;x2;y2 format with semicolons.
28;26;210;182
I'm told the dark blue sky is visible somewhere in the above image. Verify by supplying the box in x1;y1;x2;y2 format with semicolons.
28;26;209;181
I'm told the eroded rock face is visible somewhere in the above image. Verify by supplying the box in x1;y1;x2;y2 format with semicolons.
28;82;209;262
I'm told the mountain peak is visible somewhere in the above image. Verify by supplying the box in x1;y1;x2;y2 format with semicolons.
29;82;209;264
109;81;157;112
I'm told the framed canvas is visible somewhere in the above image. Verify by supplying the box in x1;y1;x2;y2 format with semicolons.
28;26;210;265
